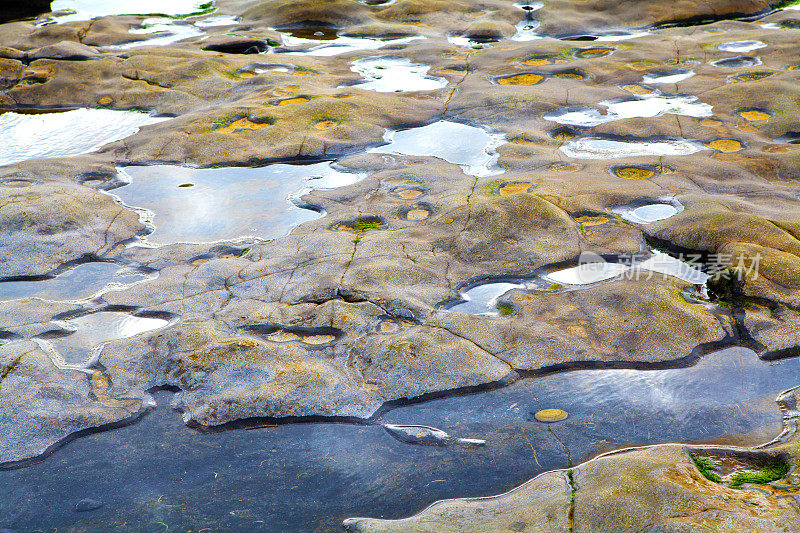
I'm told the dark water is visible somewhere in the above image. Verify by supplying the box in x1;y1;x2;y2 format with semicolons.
0;347;797;532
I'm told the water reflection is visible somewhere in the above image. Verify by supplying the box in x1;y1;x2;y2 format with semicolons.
37;311;169;369
0;109;169;167
544;92;712;127
560;136;705;159
346;56;447;92
45;0;212;23
0;348;795;532
110;162;363;244
368;120;506;177
0;262;153;301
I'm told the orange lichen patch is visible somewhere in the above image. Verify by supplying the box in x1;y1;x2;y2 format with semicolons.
738;109;772;122
621;83;653;95
312;120;339;130
521;56;553;66
405;208;430;220
216;118;271;134
551;69;587;80
706;139;745;152
285;84;300;90
91;371;140;410
98;95;114;105
499;182;534;196
551;162;582;172
274;96;310;106
576;215;611;227
494;72;544;85
266;330;301;343
239;72;256;79
377;320;400;334
396;188;425;199
728;71;775;83
612;166;656;179
787;63;800;71
573;47;614;59
628;61;657;70
302;334;336;345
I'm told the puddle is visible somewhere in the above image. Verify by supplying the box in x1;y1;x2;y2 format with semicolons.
368;121;506;177
560;136;705;159
446;34;498;49
279;33;424;57
0;109;169;167
345;56;447;92
544;92;712;127
612;198;684;224
562;30;651;42
45;0;213;23
642;69;695;84
717;40;766;52
194;15;239;27
445;281;526;316
511;1;545;41
106;17;204;49
1;347;794;532
545;261;631;285
636;251;709;285
36;312;169;370
711;56;762;68
728;70;775;83
441;248;705;316
0;262;153;302
110;162;363;244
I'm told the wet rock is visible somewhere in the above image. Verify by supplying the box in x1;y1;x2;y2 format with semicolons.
74;498;103;512
344;443;800;532
202;38;272;54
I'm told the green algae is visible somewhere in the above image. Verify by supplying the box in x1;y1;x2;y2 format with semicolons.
730;457;790;488
689;453;722;483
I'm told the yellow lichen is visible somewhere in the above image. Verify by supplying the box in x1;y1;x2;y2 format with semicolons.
216;118;270;134
613;166;655;180
275;96;310;106
706;139;745;152
739;110;771;122
495;73;544;85
499;182;534;196
534;408;568;422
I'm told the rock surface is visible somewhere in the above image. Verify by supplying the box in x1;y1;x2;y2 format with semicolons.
1;0;800;529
